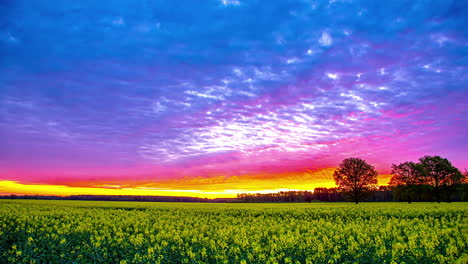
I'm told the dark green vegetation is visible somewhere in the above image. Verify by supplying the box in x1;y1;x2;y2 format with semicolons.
1;200;467;263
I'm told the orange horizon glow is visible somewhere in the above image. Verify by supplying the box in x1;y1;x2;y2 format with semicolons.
0;168;392;199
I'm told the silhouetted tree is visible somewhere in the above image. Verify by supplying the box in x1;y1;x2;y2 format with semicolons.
389;161;422;203
418;155;464;203
333;157;378;204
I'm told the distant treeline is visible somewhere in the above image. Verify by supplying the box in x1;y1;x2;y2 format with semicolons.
1;184;467;203
237;184;468;203
237;187;391;203
0;194;235;203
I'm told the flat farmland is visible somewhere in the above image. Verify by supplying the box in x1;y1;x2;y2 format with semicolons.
1;200;466;263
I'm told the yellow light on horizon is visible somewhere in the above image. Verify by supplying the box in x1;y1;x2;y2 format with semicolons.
0;170;391;199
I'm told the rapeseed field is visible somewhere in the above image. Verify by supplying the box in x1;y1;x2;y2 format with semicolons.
1;200;466;263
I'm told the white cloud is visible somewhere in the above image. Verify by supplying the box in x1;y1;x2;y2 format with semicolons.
327;73;338;80
319;32;333;47
286;57;300;64
152;101;167;113
254;67;280;80
221;0;240;6
380;67;386;75
185;90;224;100
431;34;451;46
233;67;243;76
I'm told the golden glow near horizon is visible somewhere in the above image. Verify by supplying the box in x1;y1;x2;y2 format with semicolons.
0;180;337;199
0;180;232;198
0;169;392;198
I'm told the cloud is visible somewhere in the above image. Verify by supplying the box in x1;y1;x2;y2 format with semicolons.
221;0;240;7
0;0;467;189
319;32;333;47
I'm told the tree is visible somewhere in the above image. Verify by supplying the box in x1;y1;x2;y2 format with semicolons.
333;157;378;204
389;161;422;203
417;155;464;203
389;162;421;186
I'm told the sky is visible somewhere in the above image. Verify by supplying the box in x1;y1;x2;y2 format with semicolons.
1;0;467;198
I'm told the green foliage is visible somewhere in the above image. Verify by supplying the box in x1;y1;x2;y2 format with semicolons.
1;200;466;263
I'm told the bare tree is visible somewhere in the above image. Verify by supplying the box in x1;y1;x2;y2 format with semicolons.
333;157;378;204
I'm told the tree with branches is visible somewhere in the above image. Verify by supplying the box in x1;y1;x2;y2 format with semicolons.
418;155;464;203
333;157;378;204
389;161;422;203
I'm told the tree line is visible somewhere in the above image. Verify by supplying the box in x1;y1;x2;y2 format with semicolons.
236;187;395;203
0;194;246;203
2;155;465;203
238;155;467;203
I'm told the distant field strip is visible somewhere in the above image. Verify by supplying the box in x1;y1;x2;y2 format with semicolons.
1;200;467;263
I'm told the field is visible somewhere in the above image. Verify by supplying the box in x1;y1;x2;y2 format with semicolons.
0;200;467;264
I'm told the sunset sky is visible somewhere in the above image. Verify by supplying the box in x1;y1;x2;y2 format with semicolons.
1;0;467;198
